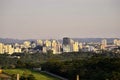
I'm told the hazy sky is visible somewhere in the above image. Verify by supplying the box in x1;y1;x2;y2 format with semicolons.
0;0;120;39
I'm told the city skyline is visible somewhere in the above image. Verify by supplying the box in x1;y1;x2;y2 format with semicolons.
0;0;120;39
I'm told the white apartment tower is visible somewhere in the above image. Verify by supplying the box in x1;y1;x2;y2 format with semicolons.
101;39;107;50
0;43;4;54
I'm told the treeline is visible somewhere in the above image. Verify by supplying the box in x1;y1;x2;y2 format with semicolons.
0;51;120;69
0;52;94;69
42;57;120;80
0;54;17;69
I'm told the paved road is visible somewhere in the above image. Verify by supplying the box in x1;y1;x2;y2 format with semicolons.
42;71;68;80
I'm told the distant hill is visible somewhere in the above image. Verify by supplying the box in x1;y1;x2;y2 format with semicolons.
72;38;117;43
0;38;118;44
0;38;36;44
0;38;23;44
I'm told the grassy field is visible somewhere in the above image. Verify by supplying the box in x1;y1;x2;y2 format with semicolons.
3;69;61;80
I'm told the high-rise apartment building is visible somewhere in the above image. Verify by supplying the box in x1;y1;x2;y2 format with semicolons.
4;44;14;54
114;39;120;46
79;42;83;49
51;40;57;54
63;37;71;45
23;41;31;48
0;43;4;54
37;40;43;46
63;37;74;52
72;42;79;52
101;39;107;50
44;40;51;47
51;40;61;54
14;47;22;53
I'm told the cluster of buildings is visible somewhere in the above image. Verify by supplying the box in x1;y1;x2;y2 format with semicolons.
0;37;120;54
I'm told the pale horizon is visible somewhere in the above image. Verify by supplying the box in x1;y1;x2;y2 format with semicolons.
0;37;120;40
0;0;120;39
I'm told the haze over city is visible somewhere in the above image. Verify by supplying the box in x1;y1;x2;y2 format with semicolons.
0;0;120;39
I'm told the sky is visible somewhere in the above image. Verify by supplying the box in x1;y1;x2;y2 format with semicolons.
0;0;120;39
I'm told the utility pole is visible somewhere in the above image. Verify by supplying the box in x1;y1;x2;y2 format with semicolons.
17;74;19;80
77;75;79;80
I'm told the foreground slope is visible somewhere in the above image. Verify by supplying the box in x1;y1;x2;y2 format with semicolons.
3;69;61;80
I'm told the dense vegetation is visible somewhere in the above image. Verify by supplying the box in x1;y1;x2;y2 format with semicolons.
1;52;120;80
0;52;94;69
42;57;120;80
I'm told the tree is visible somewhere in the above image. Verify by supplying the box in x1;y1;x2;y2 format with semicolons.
20;74;36;80
28;74;36;80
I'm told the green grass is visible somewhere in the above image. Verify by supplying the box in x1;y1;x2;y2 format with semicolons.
3;69;61;80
